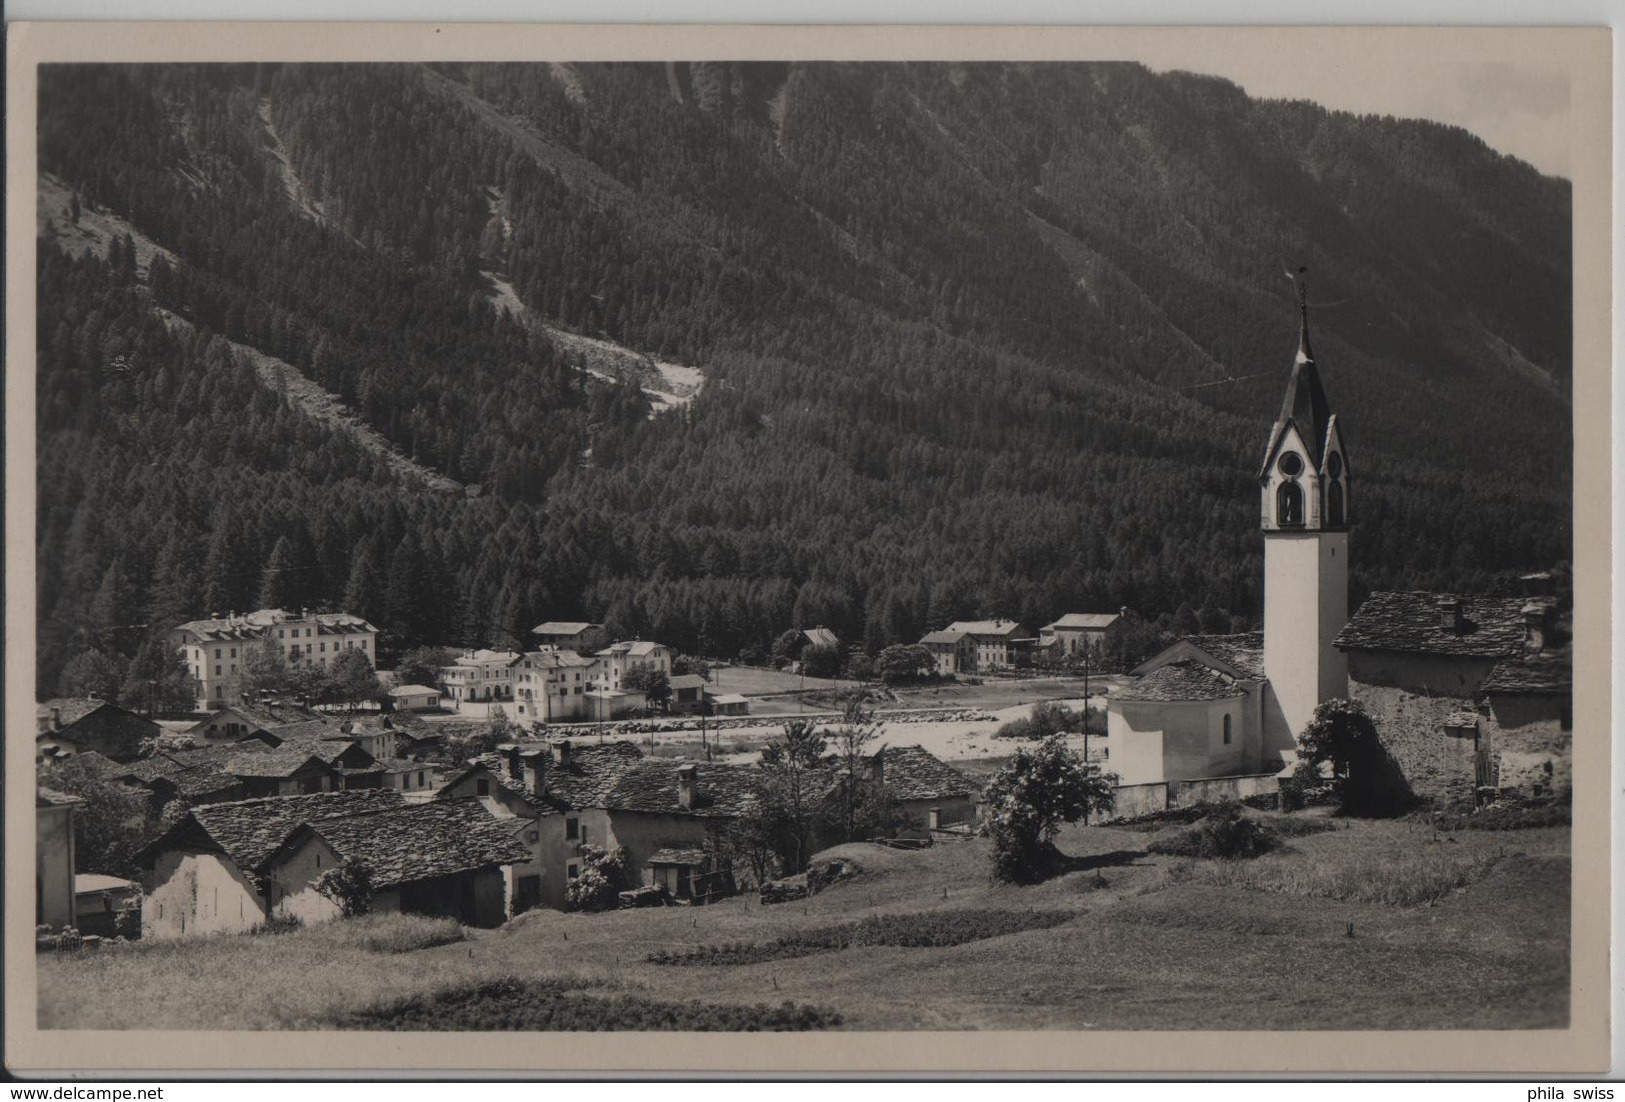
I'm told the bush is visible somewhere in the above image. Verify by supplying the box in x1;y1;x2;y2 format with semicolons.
338;977;842;1031
984;736;1115;883
314;857;373;918
1146;803;1279;860
647;908;1074;965
564;845;627;912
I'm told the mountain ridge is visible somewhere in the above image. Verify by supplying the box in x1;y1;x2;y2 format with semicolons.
34;61;1571;694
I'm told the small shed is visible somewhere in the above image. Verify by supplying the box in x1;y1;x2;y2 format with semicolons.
389;685;443;712
73;874;140;938
709;693;750;717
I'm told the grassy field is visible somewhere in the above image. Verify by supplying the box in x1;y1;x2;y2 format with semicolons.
38;815;1568;1031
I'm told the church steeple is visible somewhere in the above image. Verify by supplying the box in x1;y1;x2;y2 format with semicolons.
1260;268;1350;761
1260;273;1349;531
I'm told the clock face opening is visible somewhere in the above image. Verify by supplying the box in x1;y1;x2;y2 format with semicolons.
1277;452;1304;477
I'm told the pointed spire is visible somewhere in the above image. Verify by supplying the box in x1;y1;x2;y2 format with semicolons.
1262;268;1336;471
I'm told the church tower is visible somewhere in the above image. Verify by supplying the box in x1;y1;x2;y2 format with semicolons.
1260;277;1350;763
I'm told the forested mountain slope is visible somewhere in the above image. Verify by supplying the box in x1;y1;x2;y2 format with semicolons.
35;61;1571;694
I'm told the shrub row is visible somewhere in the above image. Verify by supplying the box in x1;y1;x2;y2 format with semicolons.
1428;800;1571;832
337;978;841;1031
647;908;1074;966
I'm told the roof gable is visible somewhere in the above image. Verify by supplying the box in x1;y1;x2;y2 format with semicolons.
1334;591;1533;659
289;799;531;889
1134;634;1264;680
1116;660;1245;703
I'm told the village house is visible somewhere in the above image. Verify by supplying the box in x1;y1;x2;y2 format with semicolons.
593;640;674;688
531;621;610;653
74;874;141;938
1334;591;1572;802
920;628;974;676
920;620;1035;673
437;741;755;909
869;744;979;830
388;684;442;712
1039;611;1131;660
35;697;159;764
261;798;530;928
184;698;321;743
99;751;247;810
511;648;598;721
802;626;840;650
169;608;378;710
139;789;405;938
668;673;708;715
439;649;521;705
36;787;81;930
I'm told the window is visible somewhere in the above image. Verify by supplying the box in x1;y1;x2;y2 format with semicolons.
1276;481;1304;527
1223;714;1233;745
215;665;221;676
567;863;579;880
566;817;579;840
476;778;490;796
215;649;222;659
418;771;425;786
528;830;539;843
1326;481;1345;527
320;642;326;653
230;648;237;659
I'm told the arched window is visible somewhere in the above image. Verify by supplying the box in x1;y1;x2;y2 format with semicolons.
1326;480;1345;527
1276;481;1304;527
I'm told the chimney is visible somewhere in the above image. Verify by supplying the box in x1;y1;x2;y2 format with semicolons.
554;740;572;769
677;764;697;810
520;748;548;797
1120;606;1130;618
1522;602;1549;654
501;743;522;780
1436;597;1464;634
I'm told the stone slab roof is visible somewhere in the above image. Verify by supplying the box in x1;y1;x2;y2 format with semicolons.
920;630;968;645
298;798;530;889
1481;647;1572;695
1181;633;1265;679
1334;591;1533;658
1116;660;1244;703
874;744;976;802
37;698;112;728
600;761;758;819
646;847;708;867
170;789;405;871
223;749;335;779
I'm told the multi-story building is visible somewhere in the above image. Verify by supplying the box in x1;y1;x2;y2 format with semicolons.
511;648;598;722
592;640;674;690
920;619;1035;673
169;609;378;711
438;650;522;706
